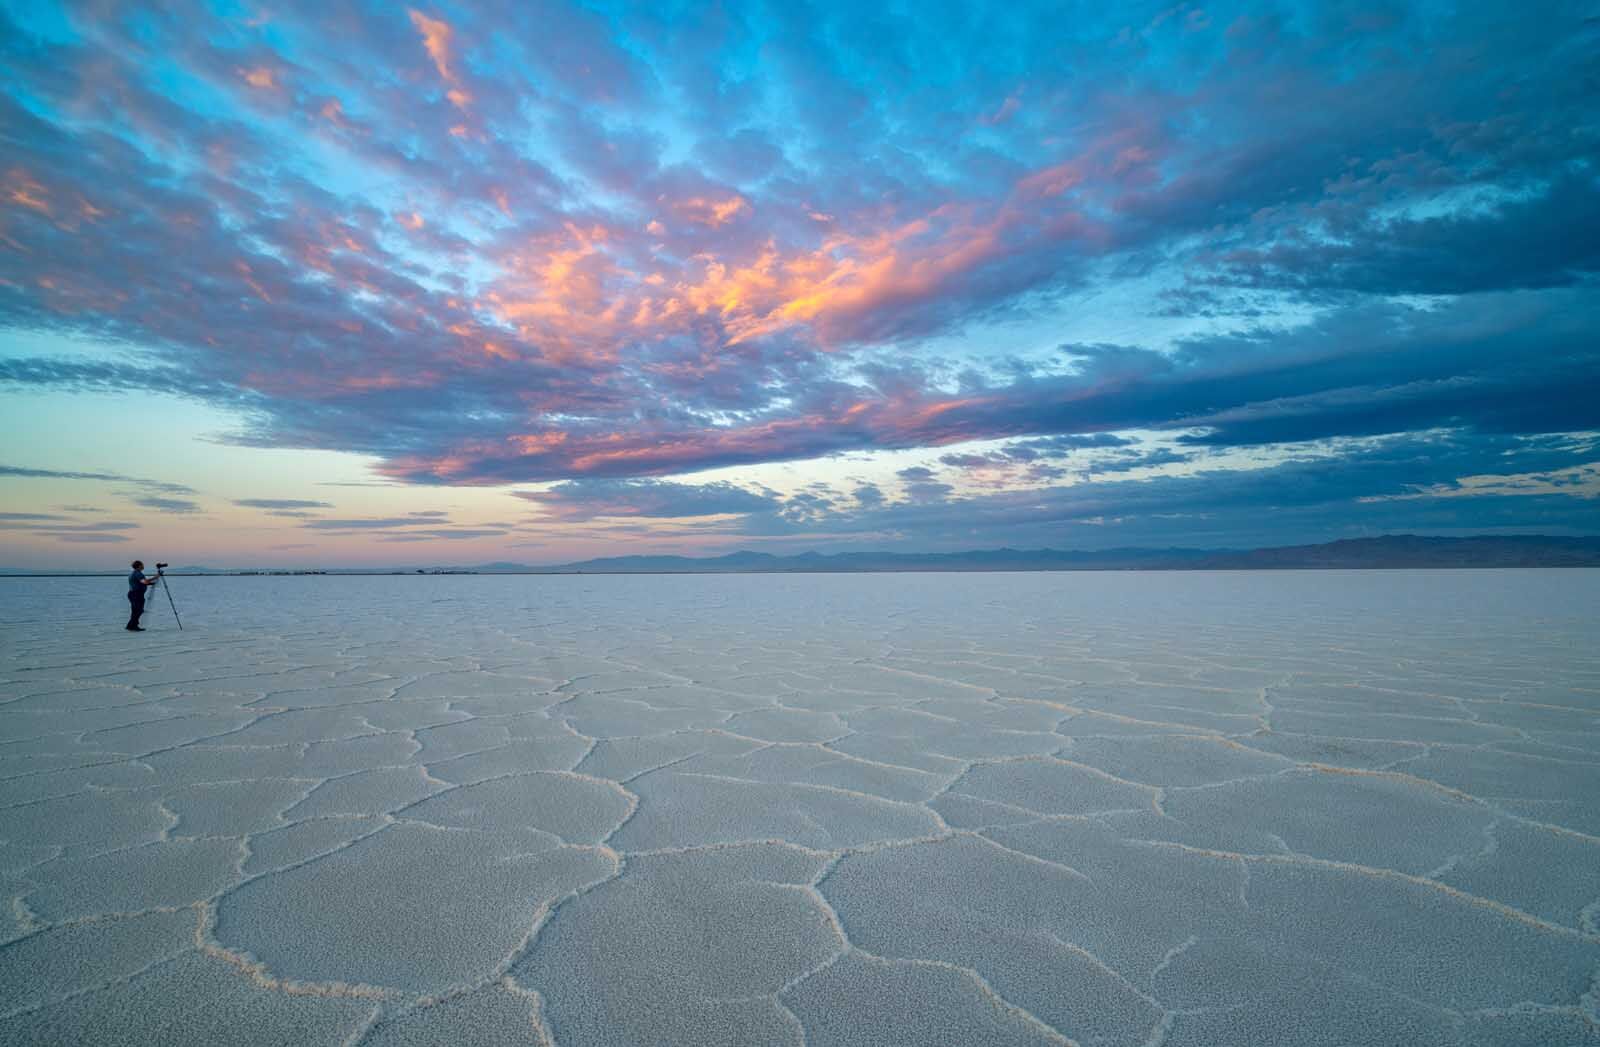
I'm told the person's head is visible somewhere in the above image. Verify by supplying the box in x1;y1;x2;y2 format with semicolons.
132;560;143;570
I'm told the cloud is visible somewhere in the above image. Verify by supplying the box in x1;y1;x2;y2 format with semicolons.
1012;434;1135;454
408;9;472;113
941;440;1194;476
0;463;196;493
1206;175;1600;297
133;496;202;513
234;498;334;510
853;484;885;508
0;465;133;482
303;513;452;530
375;528;507;541
355;288;1593;483
744;431;1600;549
903;481;955;504
235;497;333;518
0;519;139;535
1085;448;1194;475
517;479;780;522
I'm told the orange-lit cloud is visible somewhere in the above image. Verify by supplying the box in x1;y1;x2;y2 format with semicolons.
239;66;280;91
408;10;472;111
474;165;1094;359
4;168;51;215
672;194;750;228
482;189;1058;361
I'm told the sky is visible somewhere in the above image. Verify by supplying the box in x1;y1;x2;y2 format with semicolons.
1;0;1597;568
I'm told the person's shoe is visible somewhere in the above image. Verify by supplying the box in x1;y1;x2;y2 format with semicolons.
125;626;144;631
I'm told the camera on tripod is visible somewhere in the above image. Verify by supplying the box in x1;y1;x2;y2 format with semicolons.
156;562;170;570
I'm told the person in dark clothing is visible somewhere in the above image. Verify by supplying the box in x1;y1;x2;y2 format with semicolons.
127;560;157;631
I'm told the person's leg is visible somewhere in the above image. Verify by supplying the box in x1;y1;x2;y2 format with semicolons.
127;590;144;630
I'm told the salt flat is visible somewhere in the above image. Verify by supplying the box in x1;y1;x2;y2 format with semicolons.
1;570;1597;1046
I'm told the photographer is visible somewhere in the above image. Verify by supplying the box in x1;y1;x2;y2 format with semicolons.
126;560;159;631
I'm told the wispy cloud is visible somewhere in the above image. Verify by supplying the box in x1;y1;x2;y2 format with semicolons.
0;463;196;494
235;498;334;510
303;512;451;530
376;528;507;541
133;496;203;513
235;498;333;517
0;466;133;482
517;479;779;522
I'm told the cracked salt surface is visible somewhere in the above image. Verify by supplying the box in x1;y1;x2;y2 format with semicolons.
1;570;1597;1045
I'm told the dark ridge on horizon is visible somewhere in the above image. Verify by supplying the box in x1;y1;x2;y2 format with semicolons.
5;534;1600;577
526;534;1600;573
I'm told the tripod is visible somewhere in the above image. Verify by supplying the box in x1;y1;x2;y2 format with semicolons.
154;565;183;630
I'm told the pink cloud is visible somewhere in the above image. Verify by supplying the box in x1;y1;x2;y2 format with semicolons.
408;9;472;111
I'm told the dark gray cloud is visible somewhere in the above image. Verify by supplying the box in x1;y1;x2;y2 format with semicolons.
1013;434;1136;454
853;484;885;508
741;431;1600;549
904;481;955;504
1206;175;1600;297
1085;448;1195;475
941;434;1149;471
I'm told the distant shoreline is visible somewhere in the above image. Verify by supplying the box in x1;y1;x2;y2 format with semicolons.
6;534;1599;576
7;565;1600;578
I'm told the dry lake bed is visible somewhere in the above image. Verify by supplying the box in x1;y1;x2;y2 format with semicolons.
1;570;1597;1046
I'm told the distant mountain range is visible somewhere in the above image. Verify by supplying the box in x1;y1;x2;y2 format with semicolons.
6;534;1599;576
520;535;1600;572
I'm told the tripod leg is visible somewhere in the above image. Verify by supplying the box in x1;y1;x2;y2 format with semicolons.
160;574;183;630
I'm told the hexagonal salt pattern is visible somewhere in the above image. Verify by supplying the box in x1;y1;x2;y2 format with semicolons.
1;570;1596;1045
